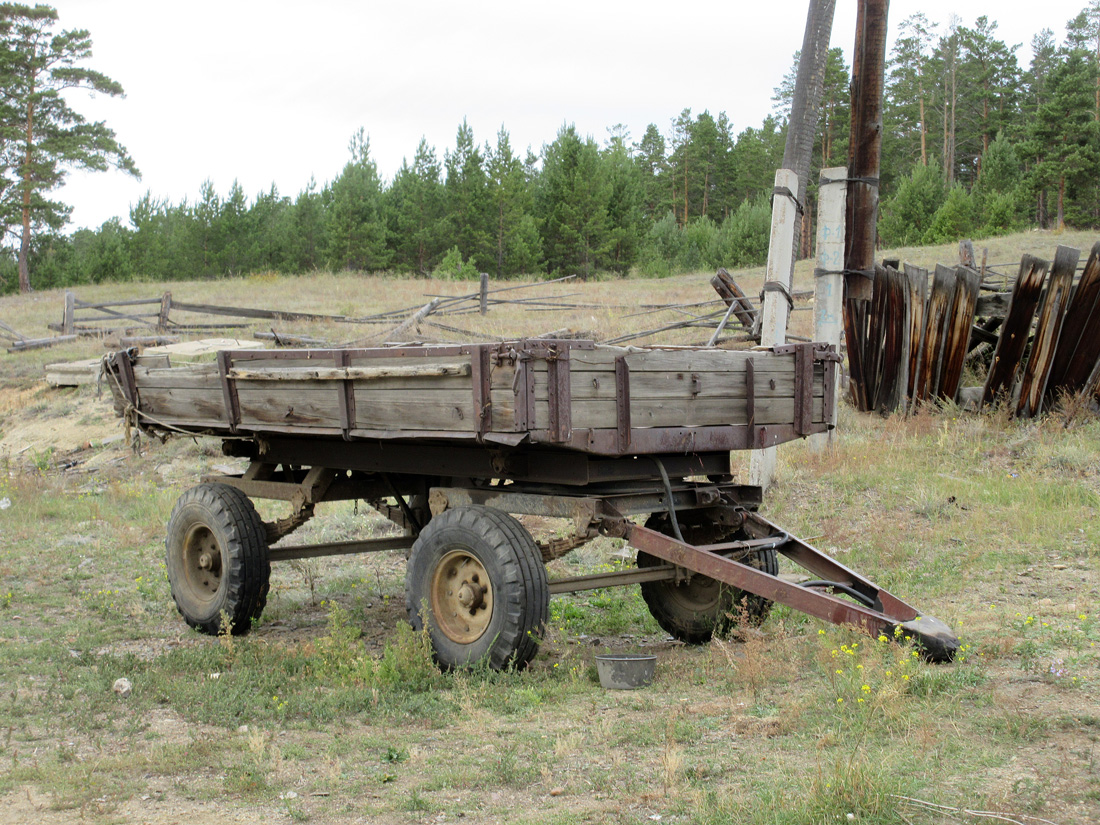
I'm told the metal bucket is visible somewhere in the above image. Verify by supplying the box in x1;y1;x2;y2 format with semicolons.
595;653;657;690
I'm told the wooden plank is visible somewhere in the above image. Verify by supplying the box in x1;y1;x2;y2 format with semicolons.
534;370;822;401
567;347;799;373
227;363;471;381
555;397;827;430
959;240;976;268
1046;242;1100;400
138;386;228;424
914;266;955;402
1016;245;1078;417
45;358;102;387
904;264;929;403
63;292;75;335
981;255;1050;406
710;268;756;330
7;334;78;352
882;265;911;413
937;266;981;401
170;300;347;323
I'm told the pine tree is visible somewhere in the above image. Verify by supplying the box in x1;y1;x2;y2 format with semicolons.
634;123;669;220
886;13;938;173
325;128;390;271
443;119;492;269
0;4;139;292
389;138;444;274
536;124;611;277
486;128;540;276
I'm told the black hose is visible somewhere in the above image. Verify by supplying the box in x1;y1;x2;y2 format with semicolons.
650;457;685;544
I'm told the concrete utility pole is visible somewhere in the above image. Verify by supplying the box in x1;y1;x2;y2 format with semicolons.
749;0;836;489
810;166;847;450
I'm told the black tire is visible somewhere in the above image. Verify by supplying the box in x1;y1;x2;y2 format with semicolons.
638;514;777;644
406;505;548;671
165;483;270;636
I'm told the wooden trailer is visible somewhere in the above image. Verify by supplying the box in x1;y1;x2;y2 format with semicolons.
104;339;957;669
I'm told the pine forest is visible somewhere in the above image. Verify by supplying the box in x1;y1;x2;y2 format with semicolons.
4;8;1100;293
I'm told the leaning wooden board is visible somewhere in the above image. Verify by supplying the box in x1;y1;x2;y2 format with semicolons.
105;340;839;456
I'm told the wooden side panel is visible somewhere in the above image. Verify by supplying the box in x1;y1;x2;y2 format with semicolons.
915;266;955;402
904;264;928;403
1017;245;1078;417
937;266;981;401
1046;242;1100;399
982;255;1050;405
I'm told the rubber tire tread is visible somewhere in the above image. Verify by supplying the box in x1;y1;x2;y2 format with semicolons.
165;483;270;636
638;530;778;644
406;505;548;671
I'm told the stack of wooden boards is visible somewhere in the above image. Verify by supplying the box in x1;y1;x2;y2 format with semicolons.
845;242;1100;418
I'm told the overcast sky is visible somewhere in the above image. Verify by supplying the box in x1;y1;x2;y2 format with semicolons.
45;0;1095;232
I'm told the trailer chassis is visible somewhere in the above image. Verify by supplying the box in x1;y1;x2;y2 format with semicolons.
165;434;957;668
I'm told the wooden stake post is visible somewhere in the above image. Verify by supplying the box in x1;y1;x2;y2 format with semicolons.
750;168;800;489
810;167;846;450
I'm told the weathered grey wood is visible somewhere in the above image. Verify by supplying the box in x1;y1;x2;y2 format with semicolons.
0;319;26;342
63;292;76;335
73;296;161;309
158;292;173;330
534;370;824;401
254;331;332;347
710;268;756;331
118;335;180;347
568;347;799;372
1017;245;1078;417
982;255;1050;406
959;240;976;268
8;334;78;352
228;363;471;382
170;300;347;323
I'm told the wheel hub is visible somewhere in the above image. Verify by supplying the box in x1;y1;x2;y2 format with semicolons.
430;550;494;644
182;525;223;603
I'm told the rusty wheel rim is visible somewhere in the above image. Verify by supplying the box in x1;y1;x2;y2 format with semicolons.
181;524;223;604
429;550;494;644
667;576;723;613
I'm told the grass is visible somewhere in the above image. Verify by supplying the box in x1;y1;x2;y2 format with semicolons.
0;229;1099;823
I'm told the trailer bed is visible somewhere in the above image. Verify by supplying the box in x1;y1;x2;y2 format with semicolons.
106;339;838;455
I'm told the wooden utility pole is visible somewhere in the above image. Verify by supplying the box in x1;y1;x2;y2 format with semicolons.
844;0;889;412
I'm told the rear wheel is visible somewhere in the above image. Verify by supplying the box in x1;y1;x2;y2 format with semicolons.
406;505;548;670
165;483;270;635
638;514;776;644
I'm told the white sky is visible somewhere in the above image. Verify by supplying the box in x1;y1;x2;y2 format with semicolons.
45;0;1094;232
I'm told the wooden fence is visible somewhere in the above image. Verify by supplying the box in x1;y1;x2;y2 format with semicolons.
854;241;1100;417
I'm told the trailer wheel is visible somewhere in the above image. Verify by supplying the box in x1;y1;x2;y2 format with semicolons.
165;483;270;636
637;516;777;644
406;505;548;671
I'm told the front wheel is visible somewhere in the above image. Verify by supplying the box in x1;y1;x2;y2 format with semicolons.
165;483;270;635
406;505;548;671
